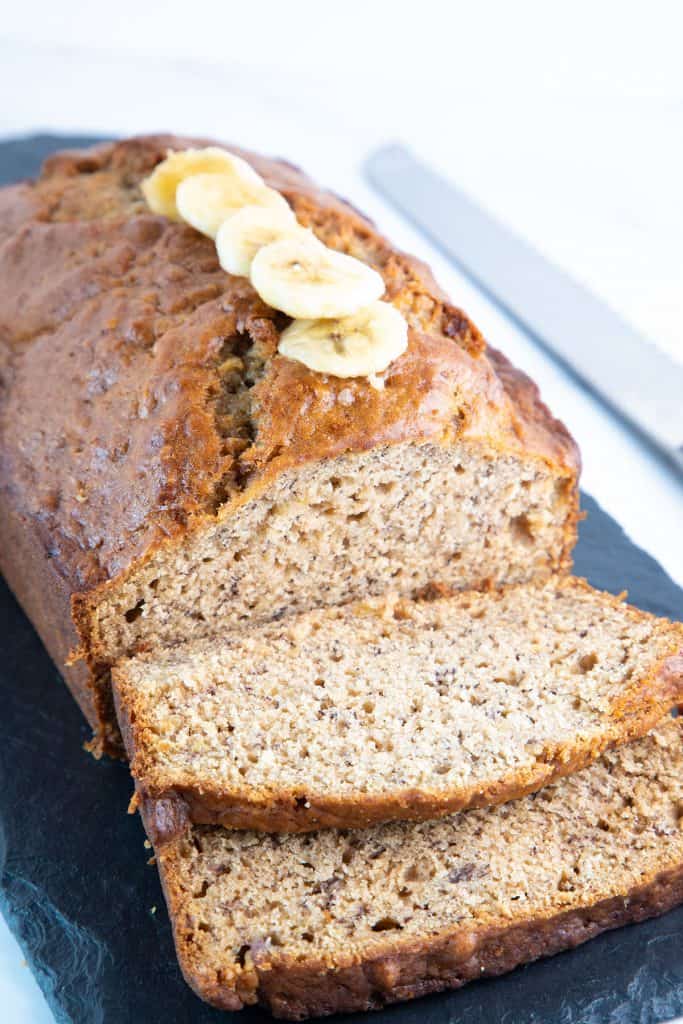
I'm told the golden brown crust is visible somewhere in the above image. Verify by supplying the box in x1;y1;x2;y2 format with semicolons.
485;345;581;480
0;471;101;729
259;866;683;1019
0;135;579;750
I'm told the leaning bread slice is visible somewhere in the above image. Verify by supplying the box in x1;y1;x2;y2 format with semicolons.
144;718;683;1018
113;577;683;832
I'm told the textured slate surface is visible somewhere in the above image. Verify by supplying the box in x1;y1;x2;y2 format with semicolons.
1;136;682;1024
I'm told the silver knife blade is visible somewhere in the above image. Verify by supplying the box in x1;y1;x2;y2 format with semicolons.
365;144;683;476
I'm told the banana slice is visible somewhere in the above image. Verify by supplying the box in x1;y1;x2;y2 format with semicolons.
250;235;385;319
215;204;306;276
278;301;408;378
141;146;264;221
176;172;291;239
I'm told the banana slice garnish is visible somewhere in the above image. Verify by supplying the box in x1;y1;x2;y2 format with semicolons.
176;172;291;239
277;301;408;378
141;146;264;221
250;235;385;319
142;147;409;380
216;204;308;276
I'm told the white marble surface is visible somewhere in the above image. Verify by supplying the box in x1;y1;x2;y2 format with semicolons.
1;2;682;1020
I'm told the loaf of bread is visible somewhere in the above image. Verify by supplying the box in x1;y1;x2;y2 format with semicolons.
114;576;683;832
143;718;683;1019
0;136;579;755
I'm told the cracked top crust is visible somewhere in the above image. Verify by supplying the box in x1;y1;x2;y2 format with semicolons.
0;135;578;593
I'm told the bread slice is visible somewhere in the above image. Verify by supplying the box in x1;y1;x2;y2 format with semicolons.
114;577;683;832
0;135;579;756
143;718;683;1019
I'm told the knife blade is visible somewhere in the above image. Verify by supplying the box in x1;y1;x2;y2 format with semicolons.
364;144;683;476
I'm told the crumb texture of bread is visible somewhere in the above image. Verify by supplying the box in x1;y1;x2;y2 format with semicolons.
147;719;683;1019
0;135;579;752
114;577;683;831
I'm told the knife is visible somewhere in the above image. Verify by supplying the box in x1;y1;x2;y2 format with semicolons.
364;144;683;477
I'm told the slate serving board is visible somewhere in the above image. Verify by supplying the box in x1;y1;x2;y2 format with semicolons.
1;136;683;1024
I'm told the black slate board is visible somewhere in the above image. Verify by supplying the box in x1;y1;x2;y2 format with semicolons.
1;136;683;1024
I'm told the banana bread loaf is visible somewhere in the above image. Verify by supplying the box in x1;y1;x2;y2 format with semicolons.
113;577;683;832
143;717;683;1019
0;136;579;755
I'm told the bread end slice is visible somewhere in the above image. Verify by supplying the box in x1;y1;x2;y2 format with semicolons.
170;868;683;1019
143;719;683;1018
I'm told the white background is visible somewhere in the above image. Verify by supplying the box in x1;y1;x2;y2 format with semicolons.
1;2;682;1020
